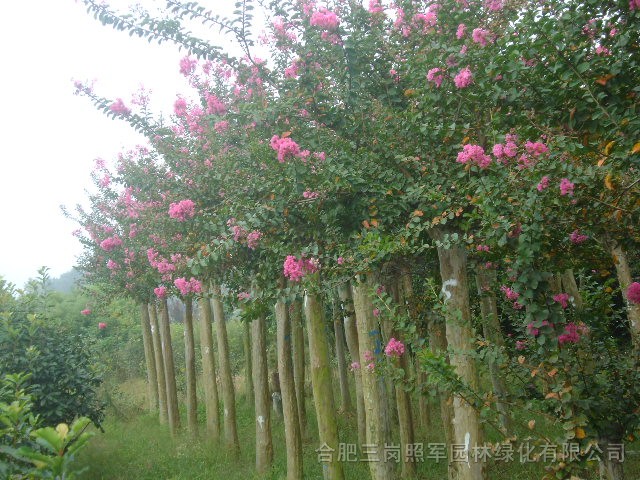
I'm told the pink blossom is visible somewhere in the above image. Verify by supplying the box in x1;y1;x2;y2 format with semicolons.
558;323;581;345
472;28;492;46
100;236;122;252
457;144;491;168
246;230;263;249
385;338;405;357
283;255;319;282
413;12;437;31
107;259;120;271
81;309;92;316
526;323;540;337
168;199;196;221
363;350;374;362
350;361;361;370
109;98;131;115
476;244;490;252
595;46;612;56
373;308;380;317
485;0;503;10
284;61;299;79
501;285;520;301
205;93;226;115
627;282;640;304
366;362;375;372
270;135;302;162
376;285;385;295
492;144;504;158
214;121;229;133
525;141;549;156
368;0;384;14
174;97;188;116
303;190;320;199
515;340;526;350
238;291;251;301
337;256;345;265
310;8;339;31
537;176;550;191
553;293;570;309
560;178;575;196
98;322;107;330
99;174;111;187
568;230;588;244
503;141;518;157
179;56;197;75
154;286;167;298
174;277;190;296
630;0;640;10
456;23;466;39
427;67;444;87
454;67;473;88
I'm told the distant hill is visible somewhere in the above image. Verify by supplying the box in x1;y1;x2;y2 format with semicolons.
49;269;82;293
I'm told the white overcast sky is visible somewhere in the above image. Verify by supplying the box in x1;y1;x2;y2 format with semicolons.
0;1;254;287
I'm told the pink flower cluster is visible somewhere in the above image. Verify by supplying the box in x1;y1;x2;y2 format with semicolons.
81;308;92;315
100;236;123;252
476;244;490;252
553;293;570;309
537;176;550;192
109;98;131;115
147;248;176;278
472;28;492;47
168;199;196;221
283;255;320;282
427;67;444;87
558;322;582;345
237;291;251;301
270;135;304;162
560;178;575;196
179;56;197;76
569;230;589;244
527;320;550;337
457;144;491;169
501;285;519;301
454;67;473;88
627;282;640;304
310;8;339;31
350;361;361;370
368;0;384;14
303;190;320;199
174;277;203;296
154;286;167;298
456;23;466;39
246;230;263;249
98;322;107;330
515;340;527;350
385;338;405;357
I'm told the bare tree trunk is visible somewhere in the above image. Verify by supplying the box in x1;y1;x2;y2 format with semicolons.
148;302;167;425
251;311;273;473
475;269;511;433
337;283;366;447
198;295;220;440
290;299;307;439
159;297;181;436
243;320;254;404
611;243;640;347
431;228;485;480
304;291;345;480
560;269;584;310
332;292;352;413
276;298;303;479
211;288;240;454
183;297;198;437
428;316;455;480
352;275;395;480
140;303;158;414
598;437;625;480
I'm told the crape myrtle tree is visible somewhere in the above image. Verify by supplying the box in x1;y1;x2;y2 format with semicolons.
71;0;640;479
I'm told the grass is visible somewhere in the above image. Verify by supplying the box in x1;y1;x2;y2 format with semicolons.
75;378;640;479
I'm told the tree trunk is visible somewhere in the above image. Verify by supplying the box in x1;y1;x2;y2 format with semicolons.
611;243;640;347
140;302;158;414
290;299;307;439
332;292;352;413
475;269;511;433
304;291;345;480
243;320;254;404
352;276;395;480
276;298;303;479
148;302;167;425
198;295;220;440
211;287;240;454
431;228;485;480
183;297;198;437
598;437;625;480
560;269;584;310
251;311;273;473
337;283;366;448
159;297;181;436
428;315;455;480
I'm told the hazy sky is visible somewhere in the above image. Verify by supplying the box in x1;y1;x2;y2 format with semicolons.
0;1;247;287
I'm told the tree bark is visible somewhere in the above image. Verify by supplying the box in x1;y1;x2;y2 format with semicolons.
183;297;198;437
251;311;273;473
276;298;303;479
159;297;181;436
211;287;240;454
243;320;254;404
148;302;167;425
332;292;352;413
560;269;584;310
290;299;307;439
198;295;220;440
337;283;366;447
611;243;640;347
304;291;345;480
352;276;395;480
140;302;158;414
431;228;485;480
598;437;625;480
475;269;511;433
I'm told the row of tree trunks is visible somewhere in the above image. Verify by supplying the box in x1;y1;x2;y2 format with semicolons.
183;297;198;437
139;303;158;414
158;298;181;436
148;303;168;425
332;293;352;413
276;298;303;479
198;296;220;439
